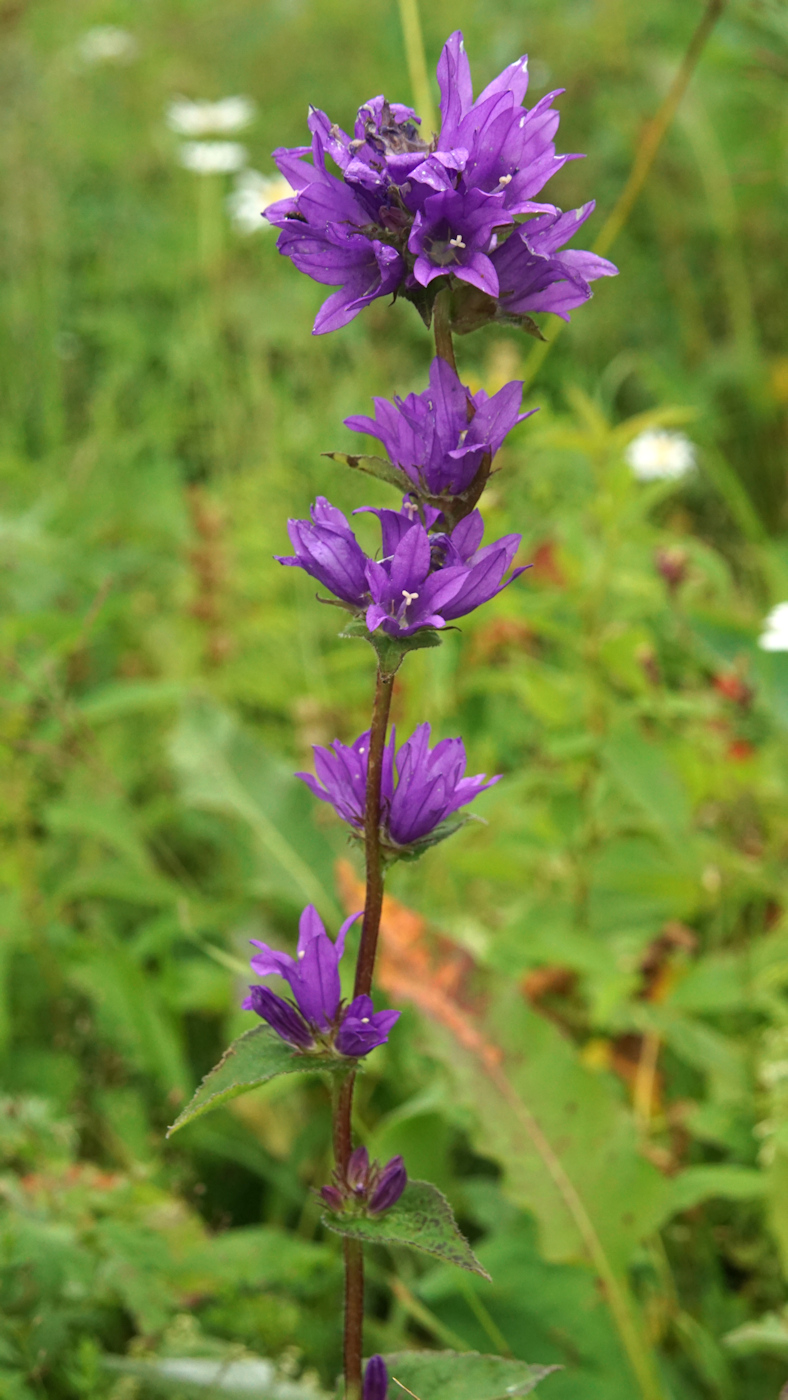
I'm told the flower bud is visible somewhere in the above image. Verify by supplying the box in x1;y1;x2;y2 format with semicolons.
346;1144;370;1190
363;1356;388;1400
319;1184;345;1212
654;546;688;594
368;1155;407;1214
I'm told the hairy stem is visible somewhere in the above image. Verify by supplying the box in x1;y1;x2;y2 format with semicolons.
343;1239;364;1400
332;1072;355;1173
353;668;395;998
433;288;457;372
334;667;395;1398
331;1073;362;1398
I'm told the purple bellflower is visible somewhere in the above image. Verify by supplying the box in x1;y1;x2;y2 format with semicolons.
243;904;399;1057
363;1357;389;1400
492;201;618;321
277;497;525;638
298;722;500;858
276;497;370;608
320;1145;407;1217
265;31;615;334
345;355;534;500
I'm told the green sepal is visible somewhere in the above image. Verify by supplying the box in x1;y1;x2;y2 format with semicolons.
496;311;547;341
166;1025;350;1137
321;1178;490;1278
384;814;477;865
378;1351;560;1400
446;284;498;335
448;283;547;341
339;617;443;678
322;452;413;495
399;275;449;327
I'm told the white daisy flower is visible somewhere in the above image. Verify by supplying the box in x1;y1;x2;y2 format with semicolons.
77;27;138;65
167;96;255;137
625;429;696;482
227;170;294;233
178;142;248;175
758;602;788;652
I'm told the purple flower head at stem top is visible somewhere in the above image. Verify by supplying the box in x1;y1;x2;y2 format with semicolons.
243;905;399;1057
299;722;500;858
363;1357;388;1400
266;30;616;334
320;1146;407;1218
278;497;525;638
345;356;535;499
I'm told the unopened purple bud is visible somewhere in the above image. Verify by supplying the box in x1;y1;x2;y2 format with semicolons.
242;986;314;1049
368;1155;407;1214
346;1144;370;1190
363;1356;388;1400
320;1184;345;1212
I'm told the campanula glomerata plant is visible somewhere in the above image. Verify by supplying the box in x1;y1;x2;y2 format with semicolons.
169;29;617;1400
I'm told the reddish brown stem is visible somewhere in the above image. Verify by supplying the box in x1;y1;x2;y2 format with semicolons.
343;1238;364;1400
331;1073;362;1397
353;669;395;999
433;288;457;372
334;666;395;1399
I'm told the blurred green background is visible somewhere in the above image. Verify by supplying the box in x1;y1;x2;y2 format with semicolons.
3;0;788;1397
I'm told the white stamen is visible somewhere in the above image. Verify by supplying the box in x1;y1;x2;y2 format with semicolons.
448;234;466;249
498;173;512;186
401;590;419;606
361;1017;370;1024
404;501;419;517
298;950;305;959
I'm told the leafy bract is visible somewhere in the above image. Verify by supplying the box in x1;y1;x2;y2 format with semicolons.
323;451;412;494
380;1351;558;1400
167;1026;345;1136
322;1180;489;1278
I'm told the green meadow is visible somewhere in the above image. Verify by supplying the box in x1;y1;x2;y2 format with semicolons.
2;1;788;1396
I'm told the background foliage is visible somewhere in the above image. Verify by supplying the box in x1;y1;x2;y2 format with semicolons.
2;0;788;1396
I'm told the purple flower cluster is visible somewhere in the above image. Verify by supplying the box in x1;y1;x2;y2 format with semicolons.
278;496;524;638
320;1145;407;1217
299;722;499;857
265;31;616;334
346;355;534;501
244;905;399;1057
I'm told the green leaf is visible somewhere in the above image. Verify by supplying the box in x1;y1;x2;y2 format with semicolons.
321;1180;490;1278
167;1026;346;1137
723;1311;788;1357
666;1165;765;1214
172;1224;339;1296
322;452;412;494
380;1351;559;1400
421;991;670;1400
70;941;190;1099
588;837;700;935
170;698;340;922
602;721;691;839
